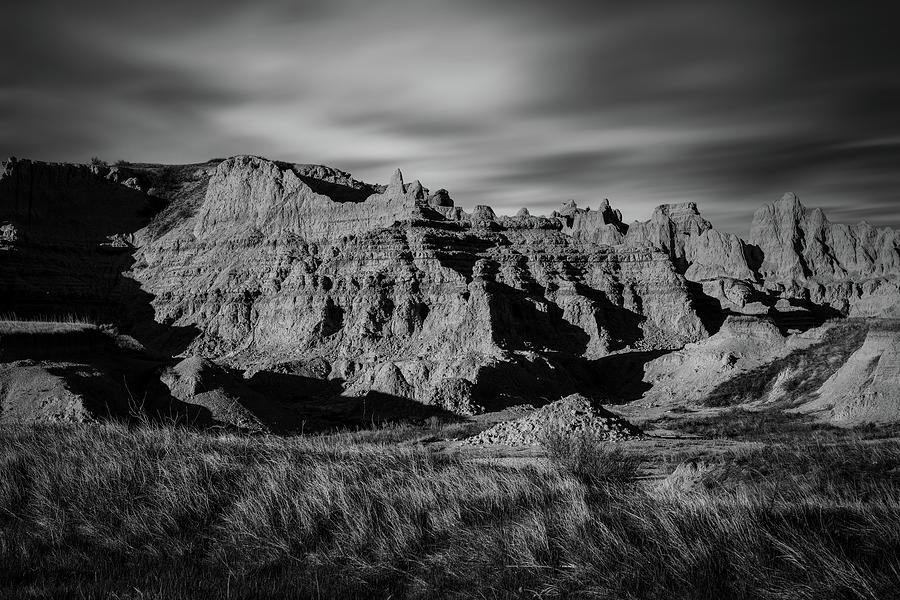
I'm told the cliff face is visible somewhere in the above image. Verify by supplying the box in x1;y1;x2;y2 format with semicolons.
131;156;705;410
751;193;900;281
0;158;171;322
2;153;898;423
749;193;900;316
619;202;757;283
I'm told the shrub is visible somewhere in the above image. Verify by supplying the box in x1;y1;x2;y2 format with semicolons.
542;427;641;486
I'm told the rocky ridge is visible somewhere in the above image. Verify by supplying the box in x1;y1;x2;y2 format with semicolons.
1;154;899;428
131;156;705;413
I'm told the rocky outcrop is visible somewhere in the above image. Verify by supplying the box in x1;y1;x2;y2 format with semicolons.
0;361;95;424
3;152;899;424
559;199;628;246
0;158;156;246
160;356;270;431
132;157;707;411
0;157;217;323
190;158;426;242
749;193;900;315
623;202;755;283
684;229;756;282
794;322;900;425
751;193;900;281
636;316;826;410
624;203;711;267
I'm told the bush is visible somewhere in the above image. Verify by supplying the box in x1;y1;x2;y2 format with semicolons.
542;428;641;486
89;156;108;167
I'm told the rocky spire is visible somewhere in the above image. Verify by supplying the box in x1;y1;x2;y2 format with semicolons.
386;168;405;196
406;179;425;200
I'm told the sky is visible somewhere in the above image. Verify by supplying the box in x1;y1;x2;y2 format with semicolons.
2;1;900;235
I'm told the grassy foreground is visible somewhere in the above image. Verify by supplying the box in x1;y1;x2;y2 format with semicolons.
2;424;900;599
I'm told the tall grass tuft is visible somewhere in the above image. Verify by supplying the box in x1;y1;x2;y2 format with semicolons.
542;428;641;486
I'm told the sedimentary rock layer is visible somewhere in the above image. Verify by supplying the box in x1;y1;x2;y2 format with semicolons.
2;153;898;420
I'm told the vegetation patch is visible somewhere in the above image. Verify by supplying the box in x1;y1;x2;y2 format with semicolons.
2;423;900;599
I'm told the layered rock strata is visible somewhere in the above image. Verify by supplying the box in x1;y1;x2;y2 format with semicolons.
133;157;706;411
2;153;899;424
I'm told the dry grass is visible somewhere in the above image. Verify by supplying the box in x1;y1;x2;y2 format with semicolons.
2;423;900;599
542;428;642;486
0;313;98;335
659;406;900;442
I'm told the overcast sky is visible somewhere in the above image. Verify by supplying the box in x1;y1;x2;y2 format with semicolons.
2;1;899;235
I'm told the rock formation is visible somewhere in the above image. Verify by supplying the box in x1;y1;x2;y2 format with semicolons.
635;316;827;411
2;153;899;427
793;321;900;424
132;156;706;413
749;193;900;316
559;199;628;246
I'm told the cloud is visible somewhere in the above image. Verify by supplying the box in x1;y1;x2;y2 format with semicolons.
2;0;899;234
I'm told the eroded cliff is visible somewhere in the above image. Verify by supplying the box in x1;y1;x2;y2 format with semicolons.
2;153;898;426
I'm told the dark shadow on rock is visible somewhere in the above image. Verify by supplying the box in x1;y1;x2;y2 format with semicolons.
472;348;671;411
744;242;764;279
702;319;868;407
320;391;463;430
113;271;201;358
295;175;374;204
685;281;731;335
573;283;645;350
583;350;671;403
244;370;461;433
0;165;201;357
485;279;592;355
424;230;499;281
247;370;344;404
45;357;215;427
768;298;843;334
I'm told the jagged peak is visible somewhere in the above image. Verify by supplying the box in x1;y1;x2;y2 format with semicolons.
778;192;801;205
386;168;405;196
406;179;425;200
472;205;497;220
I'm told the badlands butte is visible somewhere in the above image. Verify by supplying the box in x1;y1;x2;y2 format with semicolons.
1;154;899;433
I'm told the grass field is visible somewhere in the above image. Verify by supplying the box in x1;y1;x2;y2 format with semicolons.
2;423;900;599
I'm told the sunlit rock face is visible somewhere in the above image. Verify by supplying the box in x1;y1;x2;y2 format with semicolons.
2;153;898;419
132;156;706;410
749;193;900;315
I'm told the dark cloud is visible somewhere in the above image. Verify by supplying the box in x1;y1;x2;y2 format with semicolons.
2;0;899;234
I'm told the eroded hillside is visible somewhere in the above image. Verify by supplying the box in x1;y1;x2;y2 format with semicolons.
1;155;898;429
